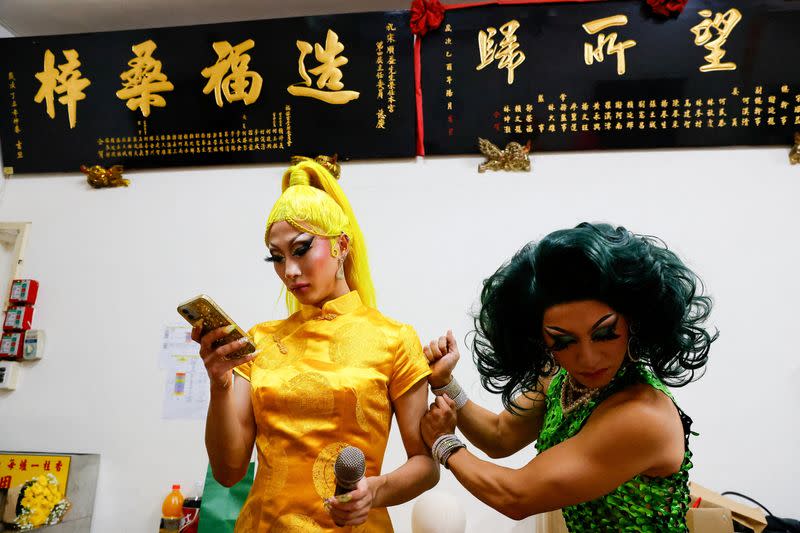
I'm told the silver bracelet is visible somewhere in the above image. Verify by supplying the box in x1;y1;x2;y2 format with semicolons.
431;433;465;469
431;377;469;410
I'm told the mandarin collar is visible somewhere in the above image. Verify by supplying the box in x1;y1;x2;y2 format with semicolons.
299;290;363;321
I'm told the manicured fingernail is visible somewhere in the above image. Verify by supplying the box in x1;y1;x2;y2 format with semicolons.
336;494;352;503
238;337;249;344
224;325;236;334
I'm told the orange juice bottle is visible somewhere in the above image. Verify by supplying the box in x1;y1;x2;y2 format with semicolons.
159;484;184;531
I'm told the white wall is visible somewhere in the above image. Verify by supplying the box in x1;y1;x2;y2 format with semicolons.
0;147;798;532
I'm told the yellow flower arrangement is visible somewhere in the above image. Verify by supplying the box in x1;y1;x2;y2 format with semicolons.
14;473;70;530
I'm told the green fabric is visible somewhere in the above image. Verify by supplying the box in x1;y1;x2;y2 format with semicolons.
535;364;693;532
197;462;255;533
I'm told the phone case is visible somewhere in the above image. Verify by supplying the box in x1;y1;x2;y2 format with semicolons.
177;294;256;360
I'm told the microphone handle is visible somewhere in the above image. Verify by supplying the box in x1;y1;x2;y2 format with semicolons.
334;476;363;496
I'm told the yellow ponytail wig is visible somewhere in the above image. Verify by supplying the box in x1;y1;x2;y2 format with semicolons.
266;159;376;314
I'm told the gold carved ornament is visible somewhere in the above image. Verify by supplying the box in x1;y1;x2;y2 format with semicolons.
80;164;129;188
790;133;800;165
477;138;531;173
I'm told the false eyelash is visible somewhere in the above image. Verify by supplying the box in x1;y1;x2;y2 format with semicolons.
264;255;282;263
292;243;312;256
593;331;621;341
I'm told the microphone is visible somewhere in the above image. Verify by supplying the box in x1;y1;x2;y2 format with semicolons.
334;446;365;496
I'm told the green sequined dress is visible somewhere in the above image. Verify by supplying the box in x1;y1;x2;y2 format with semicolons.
535;363;693;532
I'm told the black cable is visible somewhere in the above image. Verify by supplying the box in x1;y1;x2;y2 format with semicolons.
721;491;773;516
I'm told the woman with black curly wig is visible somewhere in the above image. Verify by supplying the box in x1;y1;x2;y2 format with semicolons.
420;222;716;531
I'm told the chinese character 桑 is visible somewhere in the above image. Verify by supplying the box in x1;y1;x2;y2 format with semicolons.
691;9;742;72
287;29;360;105
476;20;526;85
34;49;92;128
201;40;263;107
583;15;637;76
116;40;174;117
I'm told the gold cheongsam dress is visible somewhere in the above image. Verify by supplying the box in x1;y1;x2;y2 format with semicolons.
232;290;431;532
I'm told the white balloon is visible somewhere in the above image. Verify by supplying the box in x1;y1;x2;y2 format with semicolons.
411;490;467;533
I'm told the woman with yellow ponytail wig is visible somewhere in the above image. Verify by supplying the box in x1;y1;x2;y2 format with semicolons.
197;158;439;532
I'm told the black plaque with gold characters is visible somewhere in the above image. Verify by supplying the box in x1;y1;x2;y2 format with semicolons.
0;11;414;174
420;0;800;155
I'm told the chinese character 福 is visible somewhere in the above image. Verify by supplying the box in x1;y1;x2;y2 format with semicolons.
201;40;263;107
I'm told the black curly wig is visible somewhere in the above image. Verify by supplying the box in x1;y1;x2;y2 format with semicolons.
472;222;717;413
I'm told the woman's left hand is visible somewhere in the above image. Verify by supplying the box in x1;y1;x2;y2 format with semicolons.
325;476;375;527
421;394;458;449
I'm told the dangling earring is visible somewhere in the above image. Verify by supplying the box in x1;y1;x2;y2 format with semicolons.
627;323;642;363
336;256;345;280
627;336;640;363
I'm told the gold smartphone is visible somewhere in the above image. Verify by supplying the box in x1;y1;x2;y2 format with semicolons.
177;294;256;360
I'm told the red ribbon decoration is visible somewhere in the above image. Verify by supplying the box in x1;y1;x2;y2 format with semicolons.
646;0;688;17
410;0;446;37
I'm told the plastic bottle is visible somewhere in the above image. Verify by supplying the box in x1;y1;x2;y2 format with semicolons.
181;481;203;533
159;484;184;532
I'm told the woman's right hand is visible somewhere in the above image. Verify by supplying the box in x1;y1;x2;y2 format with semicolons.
423;330;460;389
193;324;257;391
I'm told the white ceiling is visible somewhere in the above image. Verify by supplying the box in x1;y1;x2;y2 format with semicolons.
0;0;414;37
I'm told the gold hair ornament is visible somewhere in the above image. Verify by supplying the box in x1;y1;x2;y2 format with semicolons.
290;154;341;180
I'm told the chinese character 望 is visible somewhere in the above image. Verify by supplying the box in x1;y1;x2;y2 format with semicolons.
691;9;742;72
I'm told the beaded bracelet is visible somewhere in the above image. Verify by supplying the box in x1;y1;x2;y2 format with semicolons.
431;434;466;469
431;377;468;410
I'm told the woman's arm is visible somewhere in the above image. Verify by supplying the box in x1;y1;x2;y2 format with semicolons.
455;390;547;459
424;387;685;520
196;325;258;487
425;330;547;458
327;379;439;526
371;378;440;506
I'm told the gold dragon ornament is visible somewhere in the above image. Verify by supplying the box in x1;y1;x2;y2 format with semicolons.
477;138;532;173
80;164;130;188
790;133;800;165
